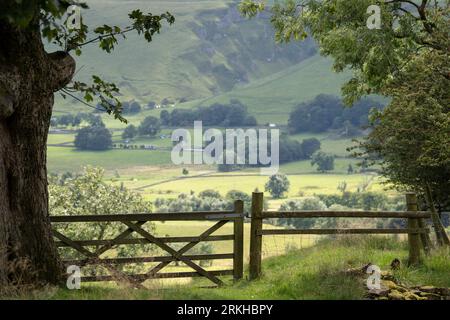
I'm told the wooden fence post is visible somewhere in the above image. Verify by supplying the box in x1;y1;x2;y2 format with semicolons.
249;192;263;280
406;193;422;265
233;200;244;281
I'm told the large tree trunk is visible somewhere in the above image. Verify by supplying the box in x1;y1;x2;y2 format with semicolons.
0;16;75;287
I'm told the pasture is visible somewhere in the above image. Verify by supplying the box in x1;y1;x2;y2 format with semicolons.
134;172;385;204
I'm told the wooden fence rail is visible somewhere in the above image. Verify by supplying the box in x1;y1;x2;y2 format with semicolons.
50;201;245;287
249;192;432;280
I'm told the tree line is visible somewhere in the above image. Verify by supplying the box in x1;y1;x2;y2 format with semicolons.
288;94;384;135
160;99;257;127
51;112;103;128
217;136;322;172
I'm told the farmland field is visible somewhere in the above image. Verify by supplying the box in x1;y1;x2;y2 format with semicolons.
46;129;389;209
47;146;172;172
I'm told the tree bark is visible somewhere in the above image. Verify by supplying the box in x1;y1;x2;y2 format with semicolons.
0;16;75;287
424;185;450;247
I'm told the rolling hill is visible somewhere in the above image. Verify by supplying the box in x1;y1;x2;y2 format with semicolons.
53;0;349;124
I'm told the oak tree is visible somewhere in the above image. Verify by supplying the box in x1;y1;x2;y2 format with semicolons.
0;1;173;286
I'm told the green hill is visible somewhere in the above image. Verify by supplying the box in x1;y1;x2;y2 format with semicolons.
53;0;348;124
181;54;349;124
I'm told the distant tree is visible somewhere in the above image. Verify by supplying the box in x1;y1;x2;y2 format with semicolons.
88;114;104;127
121;101;130;113
129;101;142;114
147;101;157;109
244;115;258;126
122;101;141;114
59;114;74;127
161;98;172;106
265;174;290;199
288;95;342;133
311;152;335;173
74;125;112;151
360;192;387;211
73;113;83;127
347;164;354;174
50;118;58;127
279;198;327;228
139;116;161;136
288;94;382;134
166;100;255;127
337;181;347;194
160;110;171;126
122;124;138;140
225;190;251;203
278;137;303;163
300;138;321;158
226;190;253;213
169;109;196;126
199;190;221;199
222;99;248;126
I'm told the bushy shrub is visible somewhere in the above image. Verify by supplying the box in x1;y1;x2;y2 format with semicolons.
265;174;290;199
154;189;255;214
278;198;327;229
74;124;112;151
49;167;154;274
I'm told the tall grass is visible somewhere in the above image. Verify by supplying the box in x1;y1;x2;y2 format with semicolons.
12;236;450;300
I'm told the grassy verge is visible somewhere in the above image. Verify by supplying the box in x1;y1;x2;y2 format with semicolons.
162;237;450;300
23;237;449;300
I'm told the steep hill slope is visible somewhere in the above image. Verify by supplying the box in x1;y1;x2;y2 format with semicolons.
55;0;322;110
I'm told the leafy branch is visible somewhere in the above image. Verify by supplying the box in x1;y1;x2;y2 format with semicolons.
40;3;174;122
63;76;126;123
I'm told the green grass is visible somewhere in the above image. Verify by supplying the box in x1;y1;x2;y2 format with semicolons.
162;238;450;300
279;158;360;174
47;133;76;145
35;237;450;300
138;173;383;199
47;146;171;173
181;55;348;124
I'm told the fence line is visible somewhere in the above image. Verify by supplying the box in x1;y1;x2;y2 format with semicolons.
51;193;435;286
248;192;431;280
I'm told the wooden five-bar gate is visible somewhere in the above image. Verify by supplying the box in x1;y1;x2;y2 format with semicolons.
50;201;244;287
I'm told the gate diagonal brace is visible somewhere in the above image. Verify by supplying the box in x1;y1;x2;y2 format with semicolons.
143;220;228;282
123;221;227;286
53;224;146;289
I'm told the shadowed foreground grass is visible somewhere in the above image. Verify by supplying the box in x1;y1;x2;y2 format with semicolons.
15;237;450;300
163;237;450;300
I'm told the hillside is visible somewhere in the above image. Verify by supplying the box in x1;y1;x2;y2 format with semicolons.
53;0;348;124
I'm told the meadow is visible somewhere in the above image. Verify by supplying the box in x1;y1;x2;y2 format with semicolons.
46;126;389;209
35;237;450;300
